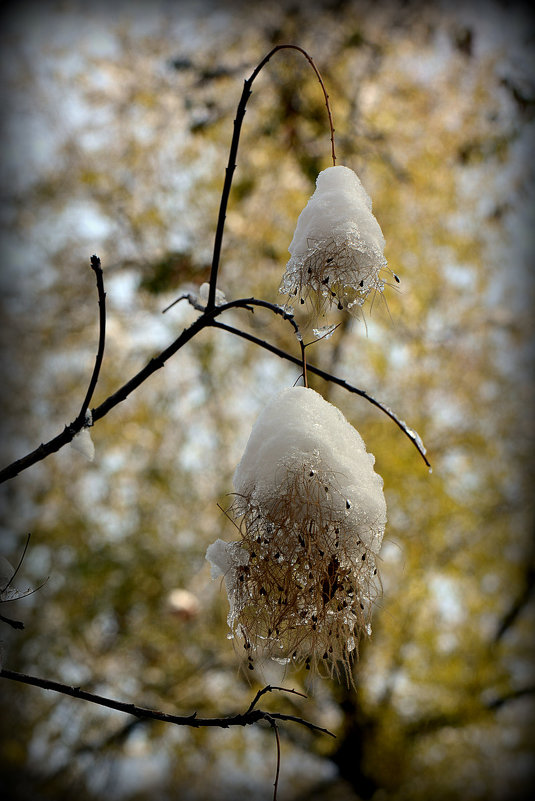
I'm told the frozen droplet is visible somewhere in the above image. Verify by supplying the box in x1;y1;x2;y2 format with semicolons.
365;623;372;636
347;636;356;652
199;282;226;306
312;324;337;340
71;428;95;461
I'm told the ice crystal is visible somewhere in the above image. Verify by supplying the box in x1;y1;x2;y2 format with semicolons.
312;324;337;340
280;166;391;314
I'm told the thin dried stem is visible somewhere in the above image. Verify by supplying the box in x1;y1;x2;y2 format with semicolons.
1;533;31;594
207;44;336;310
267;715;281;801
246;684;307;714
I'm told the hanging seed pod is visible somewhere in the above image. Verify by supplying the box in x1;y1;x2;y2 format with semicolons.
206;387;387;684
279;166;391;314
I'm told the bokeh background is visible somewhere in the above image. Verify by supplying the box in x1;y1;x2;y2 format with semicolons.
0;1;534;799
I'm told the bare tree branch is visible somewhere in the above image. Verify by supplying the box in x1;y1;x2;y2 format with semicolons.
494;561;535;642
405;685;535;736
0;669;335;738
0;292;429;483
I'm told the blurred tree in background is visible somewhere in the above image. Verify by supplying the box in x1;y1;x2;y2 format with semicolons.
0;1;533;799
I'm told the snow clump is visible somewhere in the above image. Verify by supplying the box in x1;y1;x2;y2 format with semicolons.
279;165;393;314
206;386;386;684
199;282;226;307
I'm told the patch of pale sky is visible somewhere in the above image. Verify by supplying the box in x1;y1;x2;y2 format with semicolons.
429;573;466;625
444;0;535;62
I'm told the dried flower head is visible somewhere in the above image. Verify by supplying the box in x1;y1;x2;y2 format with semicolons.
206;387;386;684
280;165;391;314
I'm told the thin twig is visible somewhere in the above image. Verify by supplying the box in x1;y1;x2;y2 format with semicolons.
1;533;31;594
266;715;281;801
211;319;431;467
0;614;24;630
301;339;308;387
207;44;336;311
246;684;307;714
78;256;106;422
0;295;429;483
0;669;334;738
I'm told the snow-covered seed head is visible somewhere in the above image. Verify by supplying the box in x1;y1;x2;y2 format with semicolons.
279;166;390;314
206;387;387;684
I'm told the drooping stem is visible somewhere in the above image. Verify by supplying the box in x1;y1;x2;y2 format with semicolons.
301;339;308;388
211;318;431;467
207;44;336;311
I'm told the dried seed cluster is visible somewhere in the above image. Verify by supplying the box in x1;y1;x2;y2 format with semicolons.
228;462;382;684
279;165;394;315
280;232;388;313
207;387;387;685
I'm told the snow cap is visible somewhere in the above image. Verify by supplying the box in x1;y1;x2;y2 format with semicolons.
280;165;389;312
233;386;386;553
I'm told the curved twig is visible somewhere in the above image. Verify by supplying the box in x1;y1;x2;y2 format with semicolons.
0;294;429;482
0;669;334;738
78;256;106;422
246;684;307;714
207;44;336;310
1;533;31;595
211;319;431;466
